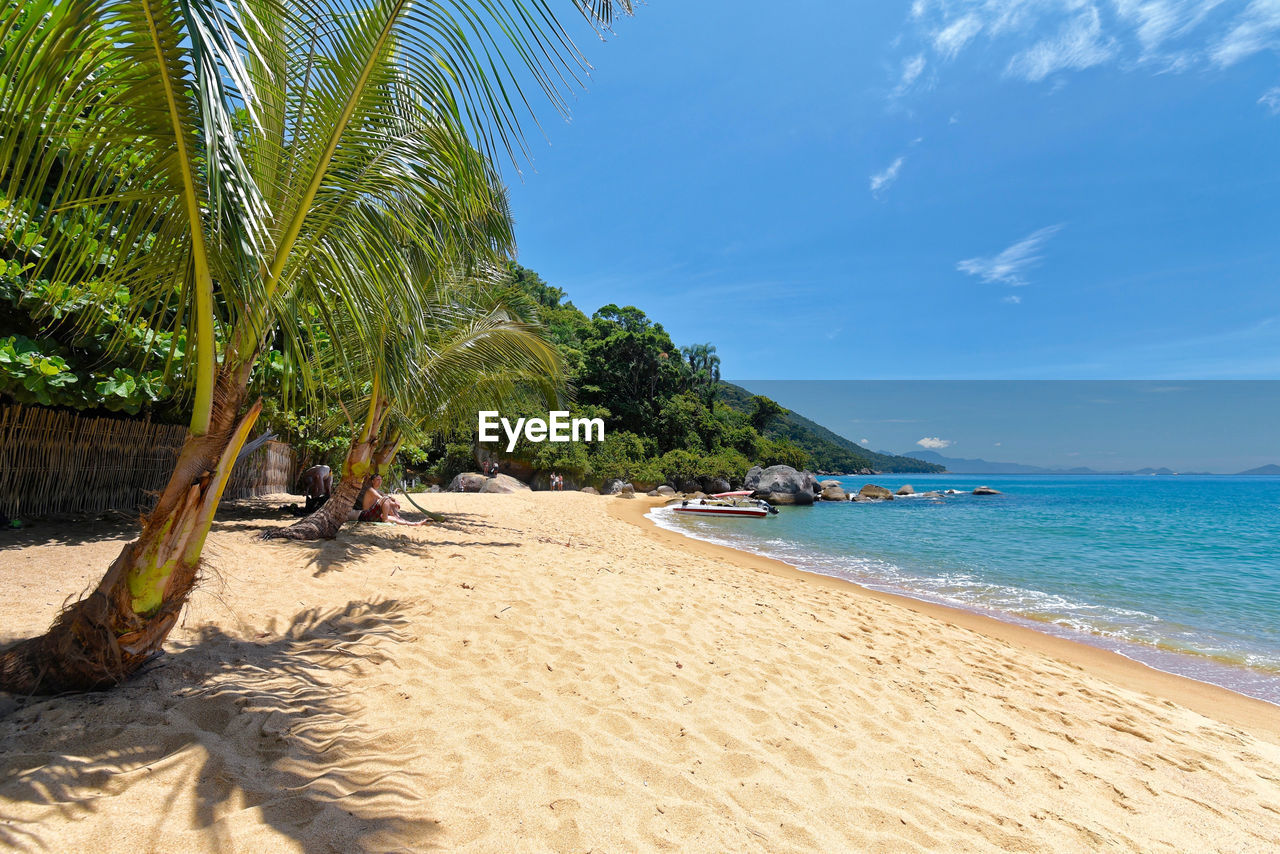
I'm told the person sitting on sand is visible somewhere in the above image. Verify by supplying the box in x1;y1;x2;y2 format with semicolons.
298;464;332;514
356;475;425;526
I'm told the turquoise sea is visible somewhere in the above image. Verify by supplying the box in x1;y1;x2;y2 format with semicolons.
649;475;1280;705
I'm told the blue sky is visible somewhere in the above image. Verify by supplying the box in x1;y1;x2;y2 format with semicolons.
505;1;1280;381
740;381;1280;472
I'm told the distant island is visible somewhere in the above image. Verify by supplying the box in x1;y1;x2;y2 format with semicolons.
904;450;1273;476
1237;464;1280;476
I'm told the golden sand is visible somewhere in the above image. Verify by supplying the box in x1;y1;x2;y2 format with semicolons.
1;491;1278;852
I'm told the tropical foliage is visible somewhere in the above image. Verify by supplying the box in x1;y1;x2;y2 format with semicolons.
0;0;631;693
412;266;942;488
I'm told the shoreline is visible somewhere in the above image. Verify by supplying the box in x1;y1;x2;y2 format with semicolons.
610;495;1280;744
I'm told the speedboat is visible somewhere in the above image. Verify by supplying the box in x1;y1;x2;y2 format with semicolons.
672;490;778;518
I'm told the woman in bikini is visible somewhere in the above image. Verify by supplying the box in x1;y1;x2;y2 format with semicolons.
356;475;426;526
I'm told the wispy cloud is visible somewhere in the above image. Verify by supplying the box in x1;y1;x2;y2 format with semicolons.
1002;294;1024;304
897;1;1280;88
1212;0;1280;66
934;14;983;57
1007;7;1117;81
870;156;906;196
893;53;928;96
917;436;953;449
859;438;871;445
1260;86;1280;113
957;225;1064;286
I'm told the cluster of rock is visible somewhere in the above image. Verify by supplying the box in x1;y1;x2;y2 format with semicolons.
444;460;1003;501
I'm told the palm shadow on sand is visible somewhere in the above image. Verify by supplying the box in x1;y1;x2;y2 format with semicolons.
0;599;442;851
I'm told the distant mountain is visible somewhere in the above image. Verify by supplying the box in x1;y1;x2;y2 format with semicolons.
903;450;1098;474
719;383;944;473
906;451;1222;475
1237;464;1280;475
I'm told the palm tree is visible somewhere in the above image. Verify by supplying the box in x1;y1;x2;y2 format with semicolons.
268;268;564;540
0;0;630;693
682;343;721;410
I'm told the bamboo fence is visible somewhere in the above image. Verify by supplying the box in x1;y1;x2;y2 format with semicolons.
0;404;296;518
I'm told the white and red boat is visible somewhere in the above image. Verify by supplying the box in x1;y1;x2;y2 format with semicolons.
671;491;778;518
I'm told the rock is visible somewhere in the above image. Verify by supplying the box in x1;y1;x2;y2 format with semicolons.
919;491;942;498
764;490;815;506
703;477;731;495
615;491;635;499
646;489;659;496
604;479;634;496
820;485;847;501
632;479;659;493
752;465;808;498
973;486;1002;495
896;484;914;496
743;466;764;491
944;489;960;495
819;480;842;489
679;478;701;493
447;472;488;493
479;473;531;494
856;484;894;501
580;487;600;495
429;485;441;493
690;491;707;499
656;485;676;496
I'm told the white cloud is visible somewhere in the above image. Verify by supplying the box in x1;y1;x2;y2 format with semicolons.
1007;7;1118;81
893;53;928;96
957;224;1064;286
1260;85;1280;113
917;436;953;449
1212;0;1280;66
897;0;1280;89
870;156;906;196
934;14;984;57
1002;294;1024;304
860;438;871;445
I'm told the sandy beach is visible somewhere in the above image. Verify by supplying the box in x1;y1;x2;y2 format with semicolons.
2;491;1279;852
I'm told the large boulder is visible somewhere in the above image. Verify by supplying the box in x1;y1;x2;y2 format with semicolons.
480;473;531;494
743;466;764;491
656;485;676;497
896;484;914;496
855;484;894;501
752;465;817;507
604;479;634;496
973;486;1002;495
752;465;807;497
820;484;847;501
703;477;731;494
447;472;488;493
679;479;702;494
819;479;843;489
580;486;600;495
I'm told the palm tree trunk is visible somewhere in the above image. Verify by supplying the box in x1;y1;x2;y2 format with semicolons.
0;370;261;694
264;420;401;542
265;443;373;541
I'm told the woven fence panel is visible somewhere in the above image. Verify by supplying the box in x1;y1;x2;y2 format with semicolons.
226;440;297;499
0;405;297;517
